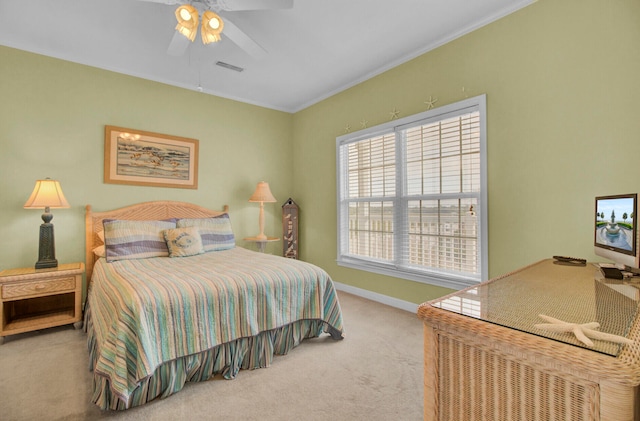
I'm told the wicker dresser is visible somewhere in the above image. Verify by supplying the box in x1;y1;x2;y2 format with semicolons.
418;259;640;421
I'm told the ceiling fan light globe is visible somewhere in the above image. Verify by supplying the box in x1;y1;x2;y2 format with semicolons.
179;8;192;21
175;5;199;42
175;5;198;23
209;18;221;30
201;11;224;45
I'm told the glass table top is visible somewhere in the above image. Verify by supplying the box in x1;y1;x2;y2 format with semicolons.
431;259;640;356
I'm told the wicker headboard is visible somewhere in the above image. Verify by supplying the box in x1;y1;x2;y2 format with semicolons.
85;201;229;287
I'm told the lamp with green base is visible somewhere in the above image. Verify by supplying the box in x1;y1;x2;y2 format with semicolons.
23;178;70;269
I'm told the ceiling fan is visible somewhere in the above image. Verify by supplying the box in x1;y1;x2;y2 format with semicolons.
138;0;294;59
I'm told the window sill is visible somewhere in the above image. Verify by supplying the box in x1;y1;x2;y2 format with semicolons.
336;257;480;291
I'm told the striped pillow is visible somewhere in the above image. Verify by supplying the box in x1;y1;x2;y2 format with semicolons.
176;214;235;252
103;219;177;262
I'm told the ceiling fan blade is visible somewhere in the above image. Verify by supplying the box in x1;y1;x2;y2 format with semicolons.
167;31;191;56
222;18;267;60
221;0;293;11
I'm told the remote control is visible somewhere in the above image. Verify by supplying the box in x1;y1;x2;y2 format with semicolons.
552;256;587;265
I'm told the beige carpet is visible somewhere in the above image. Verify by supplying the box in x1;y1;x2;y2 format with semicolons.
0;291;424;421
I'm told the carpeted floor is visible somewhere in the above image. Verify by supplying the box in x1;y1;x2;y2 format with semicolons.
0;291;424;421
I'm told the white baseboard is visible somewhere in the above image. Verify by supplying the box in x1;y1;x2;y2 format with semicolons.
333;281;418;313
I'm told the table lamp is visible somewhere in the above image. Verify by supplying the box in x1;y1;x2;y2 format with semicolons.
249;181;276;240
24;178;70;269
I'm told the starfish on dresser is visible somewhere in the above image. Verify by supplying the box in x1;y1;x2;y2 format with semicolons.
534;314;634;347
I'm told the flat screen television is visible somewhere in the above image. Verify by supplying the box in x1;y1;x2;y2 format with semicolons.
594;193;639;270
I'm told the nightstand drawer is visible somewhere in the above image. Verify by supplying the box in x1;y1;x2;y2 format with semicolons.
2;276;76;299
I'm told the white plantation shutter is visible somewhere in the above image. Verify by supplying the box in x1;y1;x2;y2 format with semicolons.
400;112;481;276
337;95;487;289
343;133;396;262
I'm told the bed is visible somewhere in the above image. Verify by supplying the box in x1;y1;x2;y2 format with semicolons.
83;201;344;410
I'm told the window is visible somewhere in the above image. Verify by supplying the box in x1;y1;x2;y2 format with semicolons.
336;95;487;290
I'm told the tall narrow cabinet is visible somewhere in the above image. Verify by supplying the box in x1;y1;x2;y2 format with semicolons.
282;198;299;259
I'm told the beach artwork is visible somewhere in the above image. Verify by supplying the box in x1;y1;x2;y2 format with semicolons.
104;126;198;189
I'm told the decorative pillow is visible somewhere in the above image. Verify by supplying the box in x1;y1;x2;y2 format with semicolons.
163;227;205;258
176;214;235;252
103;219;177;262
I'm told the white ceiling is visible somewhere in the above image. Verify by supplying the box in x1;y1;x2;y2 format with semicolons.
0;0;534;112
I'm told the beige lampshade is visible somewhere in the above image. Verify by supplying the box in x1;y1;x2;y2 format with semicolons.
24;179;70;209
249;181;276;203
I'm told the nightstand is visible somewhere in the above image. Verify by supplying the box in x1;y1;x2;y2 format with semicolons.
243;236;280;253
0;262;84;344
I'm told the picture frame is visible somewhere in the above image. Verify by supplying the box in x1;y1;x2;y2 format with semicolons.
104;125;198;189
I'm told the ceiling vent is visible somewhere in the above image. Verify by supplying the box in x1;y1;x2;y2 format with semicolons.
216;61;244;72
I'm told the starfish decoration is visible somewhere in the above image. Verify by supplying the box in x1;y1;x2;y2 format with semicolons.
389;108;400;120
534;314;634;347
344;124;351;133
360;119;368;129
424;96;438;109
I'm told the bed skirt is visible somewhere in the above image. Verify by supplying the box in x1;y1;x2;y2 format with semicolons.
85;309;342;410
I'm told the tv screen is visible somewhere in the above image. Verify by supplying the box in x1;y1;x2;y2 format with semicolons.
595;194;637;258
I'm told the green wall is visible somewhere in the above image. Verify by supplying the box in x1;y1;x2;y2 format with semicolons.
292;0;640;303
2;0;639;307
0;47;292;270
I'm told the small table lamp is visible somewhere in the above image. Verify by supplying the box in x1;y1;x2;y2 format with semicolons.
249;181;276;241
24;178;70;269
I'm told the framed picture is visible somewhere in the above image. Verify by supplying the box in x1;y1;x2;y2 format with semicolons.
104;125;198;189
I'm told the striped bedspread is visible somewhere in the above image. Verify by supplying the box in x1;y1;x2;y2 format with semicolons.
87;247;343;403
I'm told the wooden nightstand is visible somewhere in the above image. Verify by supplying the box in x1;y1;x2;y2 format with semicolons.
0;262;84;344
